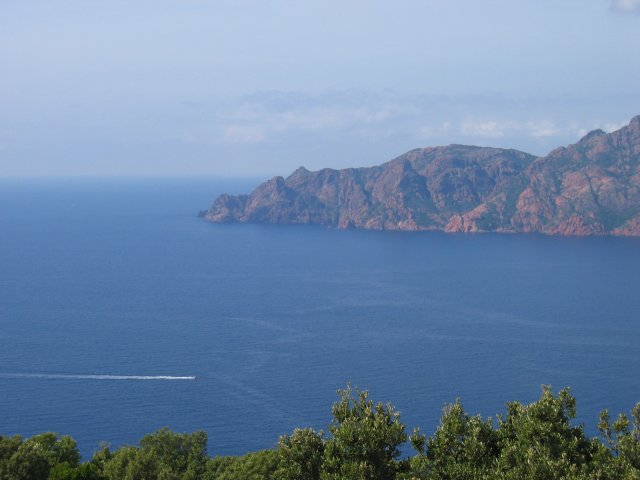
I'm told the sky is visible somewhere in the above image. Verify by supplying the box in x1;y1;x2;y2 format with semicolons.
1;0;639;177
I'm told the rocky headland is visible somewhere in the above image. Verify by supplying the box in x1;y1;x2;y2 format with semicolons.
202;116;640;236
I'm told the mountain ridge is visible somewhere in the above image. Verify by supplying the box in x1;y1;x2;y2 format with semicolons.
202;115;640;236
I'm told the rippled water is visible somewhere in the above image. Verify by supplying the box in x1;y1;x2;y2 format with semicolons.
1;178;639;458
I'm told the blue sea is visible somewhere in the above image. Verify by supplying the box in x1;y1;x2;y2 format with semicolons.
1;178;639;459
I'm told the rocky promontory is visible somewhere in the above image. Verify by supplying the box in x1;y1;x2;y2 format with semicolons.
202;116;640;236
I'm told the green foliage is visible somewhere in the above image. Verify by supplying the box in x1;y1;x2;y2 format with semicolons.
0;436;22;465
100;446;137;480
0;440;49;480
410;400;498;479
494;386;595;479
322;385;407;480
31;433;81;468
207;449;279;480
138;428;208;478
405;386;640;480
276;428;324;480
595;402;640;479
0;432;81;480
48;461;102;480
1;386;640;480
100;428;208;480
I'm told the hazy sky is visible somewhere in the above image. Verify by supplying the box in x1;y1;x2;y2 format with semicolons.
1;0;639;177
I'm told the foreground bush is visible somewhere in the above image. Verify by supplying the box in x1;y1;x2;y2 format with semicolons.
1;386;639;480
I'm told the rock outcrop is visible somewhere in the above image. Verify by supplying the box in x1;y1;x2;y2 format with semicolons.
202;116;640;236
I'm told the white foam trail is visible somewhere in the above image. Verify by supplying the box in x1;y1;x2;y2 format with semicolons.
0;373;196;381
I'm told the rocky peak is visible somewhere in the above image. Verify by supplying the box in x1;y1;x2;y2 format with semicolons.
579;129;607;143
284;167;310;186
288;166;310;178
624;115;640;145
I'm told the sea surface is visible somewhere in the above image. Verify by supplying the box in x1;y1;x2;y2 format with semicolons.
1;178;639;459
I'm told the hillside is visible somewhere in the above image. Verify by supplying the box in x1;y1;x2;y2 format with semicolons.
202;116;640;236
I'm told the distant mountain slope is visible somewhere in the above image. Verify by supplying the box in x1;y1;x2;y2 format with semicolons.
202;116;640;236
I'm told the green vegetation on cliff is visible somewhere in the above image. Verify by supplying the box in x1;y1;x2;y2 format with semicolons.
1;385;639;480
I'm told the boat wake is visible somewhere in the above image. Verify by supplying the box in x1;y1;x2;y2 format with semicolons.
0;373;196;381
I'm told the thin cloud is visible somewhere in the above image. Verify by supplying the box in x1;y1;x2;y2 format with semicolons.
171;90;636;165
191;92;423;145
460;120;508;138
527;120;559;138
609;0;640;13
459;119;561;140
219;125;268;144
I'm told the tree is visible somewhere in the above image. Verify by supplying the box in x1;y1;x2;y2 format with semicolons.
495;386;595;480
409;400;498;479
1;386;639;480
0;435;22;464
138;428;208;479
101;429;208;480
101;446;138;480
0;441;49;480
595;401;640;479
28;433;80;468
0;432;81;480
48;461;102;480
207;449;280;480
322;385;407;480
277;428;325;480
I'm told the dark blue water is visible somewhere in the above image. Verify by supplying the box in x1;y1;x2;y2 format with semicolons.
1;178;639;459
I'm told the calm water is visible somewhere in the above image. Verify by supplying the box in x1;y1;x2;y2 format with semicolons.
1;178;639;458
